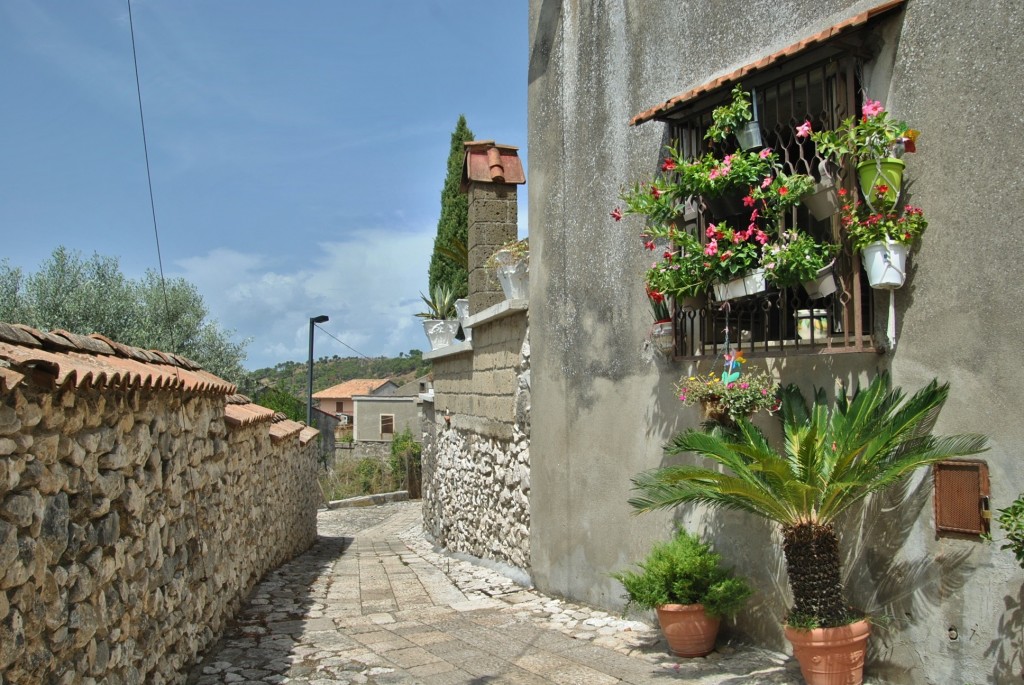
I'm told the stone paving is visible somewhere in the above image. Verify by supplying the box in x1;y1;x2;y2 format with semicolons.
186;501;825;684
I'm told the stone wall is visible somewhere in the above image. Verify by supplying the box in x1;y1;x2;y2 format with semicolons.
0;324;319;684
421;308;530;571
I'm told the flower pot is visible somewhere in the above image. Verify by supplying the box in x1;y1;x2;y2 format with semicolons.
650;321;675;355
496;260;529;300
656;604;721;657
801;262;837;299
802;180;841;221
700;400;736;427
795;308;829;342
861;240;908;289
713;269;767;301
785;619;870;685
703;187;748;219
454;298;472;342
735;120;764;151
422;319;460;350
856;157;904;210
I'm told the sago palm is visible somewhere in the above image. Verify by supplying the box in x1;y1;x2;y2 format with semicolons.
629;373;988;628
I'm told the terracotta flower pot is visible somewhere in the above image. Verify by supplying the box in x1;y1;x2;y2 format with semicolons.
656;604;721;657
785;619;870;685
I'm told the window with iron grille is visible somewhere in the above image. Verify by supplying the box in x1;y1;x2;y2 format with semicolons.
380;414;395;435
666;57;878;358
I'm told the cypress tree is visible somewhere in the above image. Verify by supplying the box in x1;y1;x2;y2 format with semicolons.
428;115;474;298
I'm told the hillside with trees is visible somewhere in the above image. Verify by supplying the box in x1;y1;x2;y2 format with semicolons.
249;350;430;400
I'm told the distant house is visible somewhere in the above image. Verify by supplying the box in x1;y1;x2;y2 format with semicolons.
352;376;430;443
311;378;398;425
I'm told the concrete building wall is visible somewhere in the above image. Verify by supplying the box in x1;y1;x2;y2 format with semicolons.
352;397;419;443
527;1;1024;682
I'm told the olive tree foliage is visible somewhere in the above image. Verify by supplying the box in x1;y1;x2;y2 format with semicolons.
427;115;474;299
0;247;249;384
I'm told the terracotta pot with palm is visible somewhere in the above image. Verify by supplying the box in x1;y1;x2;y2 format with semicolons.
629;373;987;684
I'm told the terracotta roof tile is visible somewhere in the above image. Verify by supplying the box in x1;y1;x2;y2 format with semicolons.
461;140;526;190
630;0;905;126
299;426;319;445
0;322;236;395
312;378;393;400
269;419;304;443
224;403;276;427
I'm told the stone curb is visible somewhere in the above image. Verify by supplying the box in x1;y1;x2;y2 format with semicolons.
326;490;410;509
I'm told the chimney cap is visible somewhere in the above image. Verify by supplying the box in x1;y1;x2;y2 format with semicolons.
461;140;526;191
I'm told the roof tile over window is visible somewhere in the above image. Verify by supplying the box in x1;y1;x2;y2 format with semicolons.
630;0;905;126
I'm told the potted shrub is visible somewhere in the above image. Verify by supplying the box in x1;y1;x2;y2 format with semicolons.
677;353;780;425
629;373;988;685
762;230;839;299
415;284;459;350
839;190;928;289
487;238;529;300
645;286;675;355
611;529;752;657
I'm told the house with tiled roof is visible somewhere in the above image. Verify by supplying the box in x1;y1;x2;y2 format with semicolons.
311;378;398;424
352;375;429;443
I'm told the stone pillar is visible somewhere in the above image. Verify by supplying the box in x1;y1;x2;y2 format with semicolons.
461;141;526;315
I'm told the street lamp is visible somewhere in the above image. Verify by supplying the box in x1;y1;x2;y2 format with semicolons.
307;314;329;426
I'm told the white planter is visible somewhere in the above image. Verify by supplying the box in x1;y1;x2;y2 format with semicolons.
801;262;837;299
422;319;460;350
736;120;764;150
801;180;840;220
861;240;908;289
650;321;675;355
795;308;829;342
496;260;529;300
713;269;767;301
454;298;471;342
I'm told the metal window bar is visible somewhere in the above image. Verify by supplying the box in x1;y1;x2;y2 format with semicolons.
669;57;877;359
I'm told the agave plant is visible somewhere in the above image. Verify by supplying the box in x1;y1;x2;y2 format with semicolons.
415;284;458;320
629;373;988;628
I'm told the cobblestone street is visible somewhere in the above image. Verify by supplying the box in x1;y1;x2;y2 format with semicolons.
187;501;834;684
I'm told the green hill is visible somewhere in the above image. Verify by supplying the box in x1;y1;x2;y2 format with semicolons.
249;350;430;399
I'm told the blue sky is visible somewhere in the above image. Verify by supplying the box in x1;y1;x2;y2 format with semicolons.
0;0;528;370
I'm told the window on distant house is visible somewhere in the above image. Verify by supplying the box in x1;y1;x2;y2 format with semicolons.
380;414;395;436
336;401;344;413
663;56;878;358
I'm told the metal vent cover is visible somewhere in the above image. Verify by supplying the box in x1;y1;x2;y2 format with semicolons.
933;460;990;536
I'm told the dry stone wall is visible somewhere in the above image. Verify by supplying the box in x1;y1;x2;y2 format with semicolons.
0;325;319;685
422;312;530;571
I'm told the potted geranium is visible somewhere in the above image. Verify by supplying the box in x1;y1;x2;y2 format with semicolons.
702;221;769;301
487;237;529;300
415;284;459;350
629;374;988;685
839;190;927;289
677;354;780;425
762;230;839;298
611;529;752;657
800;98;918;210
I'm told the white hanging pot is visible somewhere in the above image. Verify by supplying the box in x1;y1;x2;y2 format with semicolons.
650;321;675;355
496;260;529;300
801;180;841;221
736;120;764;151
713;269;767;301
861;240;909;289
801;261;837;299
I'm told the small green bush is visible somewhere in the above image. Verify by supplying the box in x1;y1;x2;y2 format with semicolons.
612;530;752;618
997;494;1024;569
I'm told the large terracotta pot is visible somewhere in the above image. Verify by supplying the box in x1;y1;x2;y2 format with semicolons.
656;604;720;657
785;619;870;685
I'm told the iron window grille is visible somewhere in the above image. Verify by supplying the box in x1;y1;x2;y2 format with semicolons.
666;57;878;358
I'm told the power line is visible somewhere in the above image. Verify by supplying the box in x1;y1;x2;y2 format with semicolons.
314;323;374;361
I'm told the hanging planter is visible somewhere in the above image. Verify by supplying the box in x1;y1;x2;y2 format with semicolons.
703;187;748;219
801;261;837;299
713;269;766;301
857;157;905;210
735;120;763;151
861;240;908;289
650;320;675;355
802;180;841;220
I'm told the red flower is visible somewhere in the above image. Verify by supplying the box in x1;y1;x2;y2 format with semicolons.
875;183;889;195
838;188;848;196
646;287;665;303
651;186;662;199
661;158;676;172
644;240;655;251
610;207;622;221
663;251;673;260
742;195;755;207
778;186;788;196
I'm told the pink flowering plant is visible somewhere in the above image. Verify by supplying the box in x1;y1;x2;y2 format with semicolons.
839;189;928;251
643;231;710;300
748;170;816;225
762;230;838;287
799;98;919;165
677;369;781;422
701;221;766;282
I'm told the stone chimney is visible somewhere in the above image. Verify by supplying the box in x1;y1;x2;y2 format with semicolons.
461;141;526;315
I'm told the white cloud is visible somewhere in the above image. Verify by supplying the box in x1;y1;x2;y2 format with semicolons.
174;227;435;370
